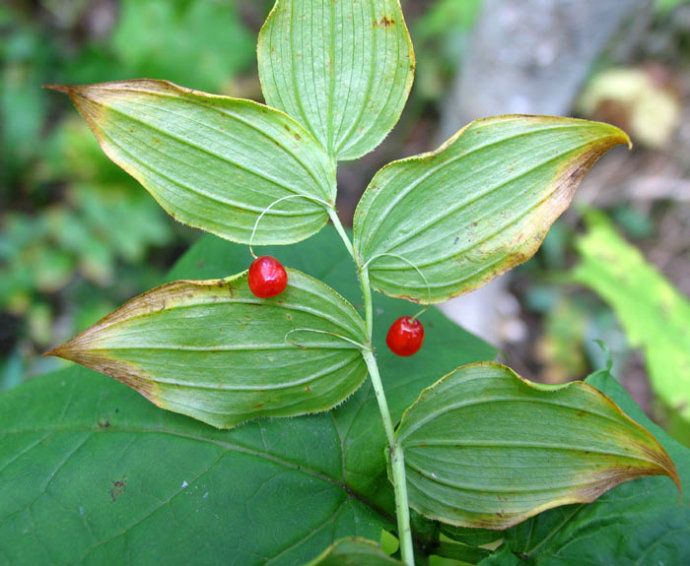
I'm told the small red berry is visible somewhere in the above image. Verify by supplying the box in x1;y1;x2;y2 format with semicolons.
248;256;288;298
386;316;425;357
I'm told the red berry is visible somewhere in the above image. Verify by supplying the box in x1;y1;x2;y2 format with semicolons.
248;256;288;298
386;316;425;357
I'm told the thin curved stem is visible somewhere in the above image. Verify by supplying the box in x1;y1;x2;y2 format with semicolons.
329;208;414;565
328;207;356;260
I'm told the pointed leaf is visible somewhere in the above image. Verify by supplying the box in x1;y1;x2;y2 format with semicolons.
353;116;630;303
53;80;336;245
258;0;415;160
49;268;368;429
574;212;690;423
395;362;679;529
501;367;690;564
308;537;401;565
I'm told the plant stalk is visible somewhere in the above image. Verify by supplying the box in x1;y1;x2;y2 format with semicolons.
362;350;414;566
329;208;414;564
328;208;356;259
359;266;373;342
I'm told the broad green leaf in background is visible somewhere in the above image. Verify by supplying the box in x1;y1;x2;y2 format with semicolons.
353;116;630;303
258;0;415;160
308;537;401;565
112;0;254;92
49;269;368;429
54;79;336;245
0;227;493;564
574;212;690;424
494;368;690;564
395;362;678;529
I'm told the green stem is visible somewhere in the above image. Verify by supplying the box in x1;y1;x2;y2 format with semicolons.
328;208;356;260
359;266;373;342
328;207;414;564
363;350;414;566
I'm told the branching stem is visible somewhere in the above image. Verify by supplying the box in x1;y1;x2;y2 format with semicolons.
329;207;415;566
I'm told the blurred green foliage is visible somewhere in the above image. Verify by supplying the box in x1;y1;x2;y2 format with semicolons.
0;0;258;381
67;0;255;89
574;212;690;441
412;0;480;101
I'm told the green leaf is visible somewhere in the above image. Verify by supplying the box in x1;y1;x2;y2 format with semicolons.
353;116;630;303
258;0;415;160
49;269;368;429
499;368;690;564
573;212;690;424
112;0;255;92
0;226;493;564
395;362;679;529
52;79;336;245
432;541;492;564
308;537;401;565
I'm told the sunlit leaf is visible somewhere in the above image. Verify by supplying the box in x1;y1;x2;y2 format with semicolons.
52;79;336;245
308;537;401;565
258;0;415;160
574;212;690;424
395;362;679;529
353;116;630;303
49;268;368;429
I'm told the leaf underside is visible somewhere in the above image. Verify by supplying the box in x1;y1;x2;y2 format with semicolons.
258;0;415;161
50;268;368;429
57;79;336;245
395;362;679;529
353;115;630;303
499;369;690;564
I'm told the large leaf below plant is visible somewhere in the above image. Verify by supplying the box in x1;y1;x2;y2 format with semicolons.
54;79;336;245
492;368;690;564
258;0;415;161
574;212;690;424
0;226;493;564
395;363;678;529
353;116;629;303
49;269;368;429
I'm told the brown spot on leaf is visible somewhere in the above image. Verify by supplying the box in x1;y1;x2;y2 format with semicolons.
110;479;127;502
375;16;395;27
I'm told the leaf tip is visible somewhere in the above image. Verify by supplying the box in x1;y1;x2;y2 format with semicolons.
611;125;633;151
43;84;72;94
43;342;71;360
647;442;682;494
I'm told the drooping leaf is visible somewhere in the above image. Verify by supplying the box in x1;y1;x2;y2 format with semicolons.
51;79;336;245
0;227;494;564
497;367;690;564
49;268;368;429
308;537;401;565
573;212;690;423
257;0;415;160
395;362;679;529
353;116;630;303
